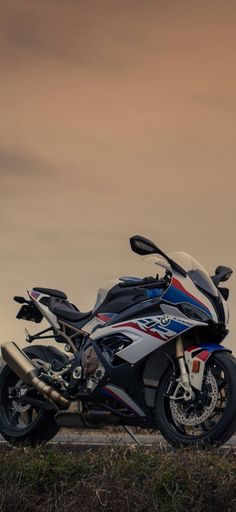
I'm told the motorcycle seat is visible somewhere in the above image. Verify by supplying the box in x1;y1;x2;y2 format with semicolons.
49;299;92;323
33;287;67;300
54;307;92;323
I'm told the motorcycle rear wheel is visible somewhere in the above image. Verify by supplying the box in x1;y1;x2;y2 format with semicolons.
155;351;236;447
0;347;60;446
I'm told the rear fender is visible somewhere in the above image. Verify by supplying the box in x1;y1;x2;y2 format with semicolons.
23;345;69;367
184;344;231;391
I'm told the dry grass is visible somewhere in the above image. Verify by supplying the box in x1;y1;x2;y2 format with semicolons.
0;444;235;512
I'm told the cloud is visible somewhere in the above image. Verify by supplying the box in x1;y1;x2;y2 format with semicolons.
0;147;57;212
0;1;158;69
0;0;235;351
0;147;55;176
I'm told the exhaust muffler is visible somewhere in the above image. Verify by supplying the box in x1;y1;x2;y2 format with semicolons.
1;342;70;409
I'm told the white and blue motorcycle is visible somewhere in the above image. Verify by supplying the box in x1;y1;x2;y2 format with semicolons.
0;235;235;447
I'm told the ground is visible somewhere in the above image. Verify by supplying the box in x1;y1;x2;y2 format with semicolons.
0;444;235;512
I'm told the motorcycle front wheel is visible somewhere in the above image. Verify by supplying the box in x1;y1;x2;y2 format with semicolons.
155;351;236;447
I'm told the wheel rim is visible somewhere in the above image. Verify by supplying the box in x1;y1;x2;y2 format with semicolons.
164;357;230;438
1;372;41;432
1;365;43;432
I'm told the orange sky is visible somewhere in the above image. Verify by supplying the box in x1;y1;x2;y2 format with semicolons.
0;0;236;351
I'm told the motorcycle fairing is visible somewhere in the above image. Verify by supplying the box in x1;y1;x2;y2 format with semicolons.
90;304;205;364
83;312;117;334
162;274;217;321
92;280;147;315
88;271;218;357
100;384;146;417
185;344;231;391
90;341;154;424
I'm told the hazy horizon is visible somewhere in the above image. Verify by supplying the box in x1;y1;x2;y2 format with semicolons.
0;0;235;352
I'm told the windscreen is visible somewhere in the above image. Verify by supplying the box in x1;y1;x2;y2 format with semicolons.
169;251;218;297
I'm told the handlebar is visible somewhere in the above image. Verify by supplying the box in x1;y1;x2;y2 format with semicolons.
119;277;166;288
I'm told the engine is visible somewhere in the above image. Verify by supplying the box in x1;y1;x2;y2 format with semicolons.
81;346;105;391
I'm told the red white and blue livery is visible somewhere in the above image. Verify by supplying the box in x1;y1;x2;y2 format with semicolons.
0;235;235;448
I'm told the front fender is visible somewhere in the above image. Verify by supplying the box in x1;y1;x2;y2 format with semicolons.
185;344;231;391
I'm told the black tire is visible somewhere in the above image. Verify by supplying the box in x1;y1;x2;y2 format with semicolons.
0;346;61;447
155;351;236;447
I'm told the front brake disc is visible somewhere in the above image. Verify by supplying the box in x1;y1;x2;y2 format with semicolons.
169;370;218;426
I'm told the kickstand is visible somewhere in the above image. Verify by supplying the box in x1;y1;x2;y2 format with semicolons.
123;426;142;445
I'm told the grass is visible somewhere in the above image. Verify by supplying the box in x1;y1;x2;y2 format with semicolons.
0;444;235;512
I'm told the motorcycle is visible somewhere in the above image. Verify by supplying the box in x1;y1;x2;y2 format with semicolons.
0;235;235;447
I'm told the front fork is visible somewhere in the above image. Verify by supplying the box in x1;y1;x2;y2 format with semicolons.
170;338;230;400
170;337;193;401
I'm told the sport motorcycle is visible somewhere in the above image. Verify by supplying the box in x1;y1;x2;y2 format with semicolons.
0;235;235;447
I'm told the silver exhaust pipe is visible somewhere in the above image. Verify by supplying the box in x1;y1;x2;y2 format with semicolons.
1;342;70;409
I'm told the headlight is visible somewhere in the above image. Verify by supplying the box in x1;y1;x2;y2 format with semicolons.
180;304;210;322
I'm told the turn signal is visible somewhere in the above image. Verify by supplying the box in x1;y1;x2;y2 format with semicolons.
192;360;200;373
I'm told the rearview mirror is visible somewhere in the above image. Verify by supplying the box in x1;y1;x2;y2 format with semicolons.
215;266;233;282
212;266;233;287
130;235;160;256
130;235;187;277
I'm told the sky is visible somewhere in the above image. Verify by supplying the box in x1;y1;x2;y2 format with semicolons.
0;0;236;351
